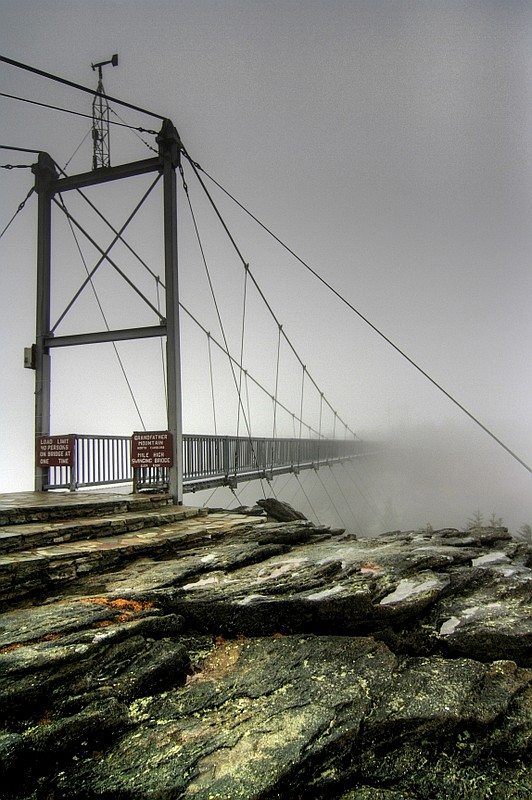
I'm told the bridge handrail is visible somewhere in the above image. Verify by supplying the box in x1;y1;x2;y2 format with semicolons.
43;432;370;492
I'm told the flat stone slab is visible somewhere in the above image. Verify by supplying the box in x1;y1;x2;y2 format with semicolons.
0;491;174;526
0;506;207;555
0;512;267;604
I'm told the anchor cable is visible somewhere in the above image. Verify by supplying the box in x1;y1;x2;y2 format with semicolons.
0;184;34;240
0;92;159;133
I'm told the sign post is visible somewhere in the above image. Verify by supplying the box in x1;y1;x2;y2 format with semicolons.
131;431;173;493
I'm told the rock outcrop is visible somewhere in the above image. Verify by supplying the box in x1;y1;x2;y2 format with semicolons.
1;495;532;799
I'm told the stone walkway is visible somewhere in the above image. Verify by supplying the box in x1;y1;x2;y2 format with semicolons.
0;490;175;525
0;491;265;605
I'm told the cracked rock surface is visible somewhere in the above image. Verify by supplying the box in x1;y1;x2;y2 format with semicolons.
2;510;532;799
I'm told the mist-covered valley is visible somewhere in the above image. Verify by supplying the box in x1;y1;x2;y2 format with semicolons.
190;419;532;538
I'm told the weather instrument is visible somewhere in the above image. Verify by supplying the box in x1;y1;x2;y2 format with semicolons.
91;54;118;169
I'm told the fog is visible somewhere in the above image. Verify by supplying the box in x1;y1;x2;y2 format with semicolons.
190;418;532;537
1;1;531;531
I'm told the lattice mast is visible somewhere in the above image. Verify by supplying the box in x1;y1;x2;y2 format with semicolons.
91;54;118;170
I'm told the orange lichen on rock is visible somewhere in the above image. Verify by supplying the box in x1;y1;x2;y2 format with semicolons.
0;632;64;654
80;596;155;625
80;597;154;612
0;643;24;654
359;562;382;574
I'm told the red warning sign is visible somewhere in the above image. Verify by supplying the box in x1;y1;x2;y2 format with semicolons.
37;436;75;467
131;431;173;467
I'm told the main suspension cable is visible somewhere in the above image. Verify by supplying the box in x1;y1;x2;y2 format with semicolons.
0;55;166;120
189;158;532;476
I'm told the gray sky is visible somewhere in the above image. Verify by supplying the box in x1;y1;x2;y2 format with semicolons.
1;1;532;530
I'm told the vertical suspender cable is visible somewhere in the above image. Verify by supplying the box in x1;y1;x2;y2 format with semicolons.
184;156;359;442
244;371;252;438
298;365;306;467
207;333;218;436
271;323;282;475
179;166;254;448
317;391;324;465
272;324;282;438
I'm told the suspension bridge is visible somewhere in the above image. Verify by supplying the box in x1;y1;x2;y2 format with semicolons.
2;55;530;533
1;54;381;525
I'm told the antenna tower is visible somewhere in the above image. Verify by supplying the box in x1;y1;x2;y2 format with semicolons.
91;54;118;169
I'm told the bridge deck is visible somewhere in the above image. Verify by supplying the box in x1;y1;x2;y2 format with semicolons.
39;433;376;493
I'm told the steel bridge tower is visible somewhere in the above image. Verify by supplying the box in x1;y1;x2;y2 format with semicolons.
31;119;184;503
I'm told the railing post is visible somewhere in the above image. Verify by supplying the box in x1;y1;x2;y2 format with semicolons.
158;120;183;504
223;436;229;480
69;435;78;492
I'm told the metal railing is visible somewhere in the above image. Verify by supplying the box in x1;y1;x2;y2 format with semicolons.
44;433;373;493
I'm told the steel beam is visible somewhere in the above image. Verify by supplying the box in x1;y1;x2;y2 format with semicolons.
158;120;184;504
32;153;58;491
44;325;167;348
52;157;160;193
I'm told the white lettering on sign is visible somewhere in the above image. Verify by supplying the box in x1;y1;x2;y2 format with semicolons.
131;431;173;468
37;436;75;467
